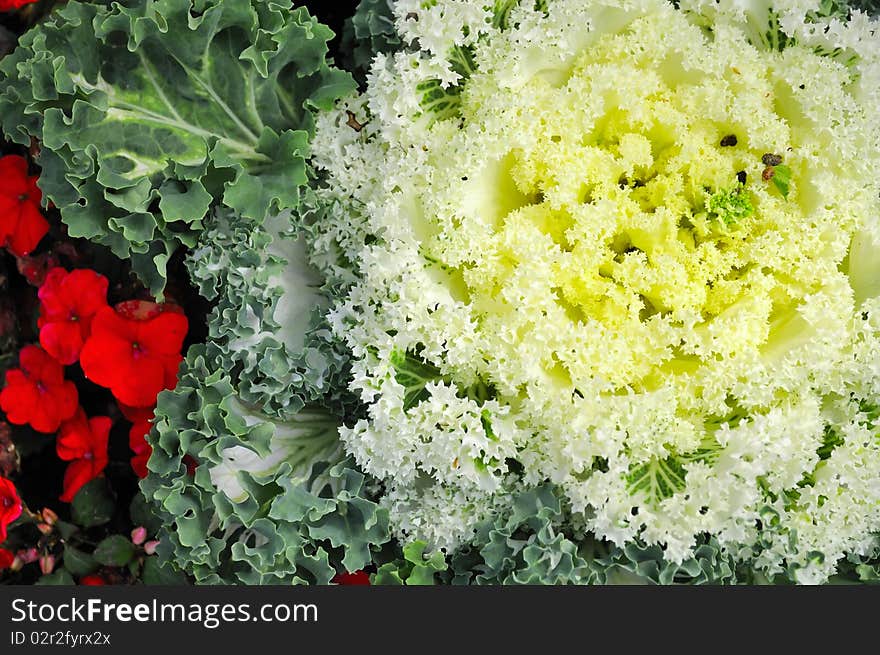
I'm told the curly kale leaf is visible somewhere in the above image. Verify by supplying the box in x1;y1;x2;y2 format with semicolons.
372;541;448;585
447;485;740;585
187;208;356;419
141;347;391;584
340;0;401;80
0;0;355;293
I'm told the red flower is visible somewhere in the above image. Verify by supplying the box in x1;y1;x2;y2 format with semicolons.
38;268;109;365
0;547;14;570
0;345;78;433
79;574;106;586
56;409;110;502
129;417;153;479
332;570;371;585
0;476;23;543
0;155;48;256
80;305;188;408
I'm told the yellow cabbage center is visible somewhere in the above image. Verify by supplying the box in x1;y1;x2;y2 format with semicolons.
422;17;857;397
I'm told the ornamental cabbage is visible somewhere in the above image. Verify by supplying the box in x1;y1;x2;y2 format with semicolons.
0;0;355;293
312;0;880;583
140;207;391;583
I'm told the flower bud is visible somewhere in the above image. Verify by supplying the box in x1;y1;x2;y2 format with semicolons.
39;554;55;575
143;540;160;556
19;548;39;564
41;508;58;526
131;526;147;546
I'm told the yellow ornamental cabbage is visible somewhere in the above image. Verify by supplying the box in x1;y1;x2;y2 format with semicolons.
313;0;880;583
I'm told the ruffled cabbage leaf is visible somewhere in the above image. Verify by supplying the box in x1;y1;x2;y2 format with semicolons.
139;202;388;583
0;0;355;293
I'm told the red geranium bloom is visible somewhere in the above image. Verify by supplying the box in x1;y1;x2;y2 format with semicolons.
0;345;78;433
332;570;371;585
0;476;23;543
0;155;48;256
80;305;187;408
0;547;14;570
38;268;109;365
79;574;106;586
56;409;110;502
129;417;153;479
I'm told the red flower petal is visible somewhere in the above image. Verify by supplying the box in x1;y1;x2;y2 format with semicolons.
113;357;165;408
7;202;48;257
89;306;138;342
80;331;136;390
0;370;38;426
0;476;23;544
0;196;17;240
58;416;110;503
0;547;14;570
18;344;64;386
63;269;109;318
161;352;184;390
87;416;112;456
0;346;76;433
39;321;84;366
81;305;187;407
119;404;154;424
128;419;152;454
57;409;90;461
137;312;189;357
37;267;69;321
30;381;78;434
60;459;97;503
0;156;28;197
131;452;150;479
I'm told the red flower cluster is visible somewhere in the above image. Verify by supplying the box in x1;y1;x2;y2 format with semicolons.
81;303;187;408
1;263;189;501
0;345;77;433
56;410;111;502
0;155;47;256
0;475;22;544
38;268;109;365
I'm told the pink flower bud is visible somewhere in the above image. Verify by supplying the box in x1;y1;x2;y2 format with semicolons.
37;523;53;536
19;548;39;564
41;508;58;526
131;526;147;545
39;554;55;575
143;540;160;556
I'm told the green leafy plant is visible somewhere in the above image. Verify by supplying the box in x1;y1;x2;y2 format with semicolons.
0;0;355;293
